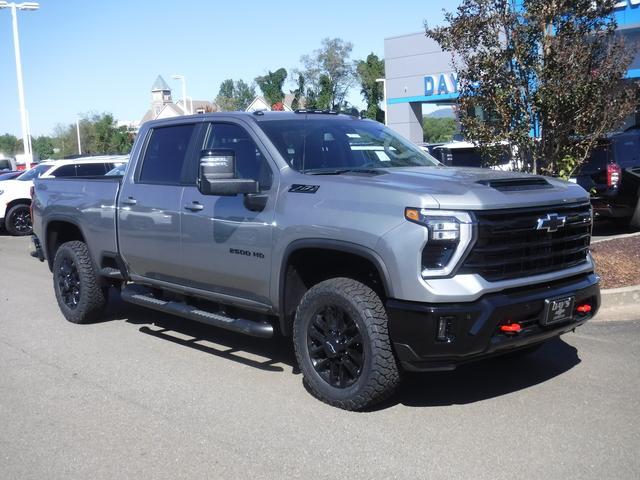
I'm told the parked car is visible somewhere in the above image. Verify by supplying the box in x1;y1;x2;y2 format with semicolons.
429;140;522;171
0;156;127;236
571;128;640;229
32;112;599;410
0;157;16;172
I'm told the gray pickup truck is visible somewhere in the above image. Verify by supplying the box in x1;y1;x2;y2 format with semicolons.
31;112;600;410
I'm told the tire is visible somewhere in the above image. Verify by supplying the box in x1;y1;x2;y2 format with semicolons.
293;277;400;410
52;240;107;324
4;203;32;236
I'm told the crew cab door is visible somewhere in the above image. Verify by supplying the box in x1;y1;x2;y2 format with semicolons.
180;121;276;306
118;122;201;283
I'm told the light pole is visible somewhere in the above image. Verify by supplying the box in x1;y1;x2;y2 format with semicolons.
172;74;190;115
375;78;387;125
0;2;40;162
76;118;82;155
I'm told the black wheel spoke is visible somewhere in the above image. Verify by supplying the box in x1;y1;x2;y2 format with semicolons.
342;355;360;378
307;303;364;389
56;256;81;310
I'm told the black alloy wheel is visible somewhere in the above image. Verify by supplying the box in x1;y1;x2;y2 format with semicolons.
56;257;81;309
52;241;107;324
293;277;400;410
307;305;364;388
6;204;32;236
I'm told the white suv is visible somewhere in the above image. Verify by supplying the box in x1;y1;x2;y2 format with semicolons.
0;155;127;236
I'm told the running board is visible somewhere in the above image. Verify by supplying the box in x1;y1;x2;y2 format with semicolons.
120;286;274;338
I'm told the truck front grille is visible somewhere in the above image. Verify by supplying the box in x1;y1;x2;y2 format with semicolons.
460;202;592;282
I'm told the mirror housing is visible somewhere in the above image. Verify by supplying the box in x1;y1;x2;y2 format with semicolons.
197;149;258;196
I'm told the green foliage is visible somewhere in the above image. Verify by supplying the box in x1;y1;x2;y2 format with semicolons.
291;73;305;110
423;117;458;143
52;112;134;158
0;134;19;157
356;53;385;122
298;38;355;111
426;0;637;174
31;136;55;159
215;79;256;111
255;68;287;107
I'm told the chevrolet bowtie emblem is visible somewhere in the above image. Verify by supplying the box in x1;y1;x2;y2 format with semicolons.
536;213;566;233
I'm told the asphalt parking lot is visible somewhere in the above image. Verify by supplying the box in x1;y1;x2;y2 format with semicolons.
1;234;639;480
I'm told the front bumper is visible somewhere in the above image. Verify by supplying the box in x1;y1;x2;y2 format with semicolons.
387;273;600;372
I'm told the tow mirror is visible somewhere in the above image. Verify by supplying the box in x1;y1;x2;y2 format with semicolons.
197;149;258;196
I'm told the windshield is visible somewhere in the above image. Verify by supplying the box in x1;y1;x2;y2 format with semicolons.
260;118;441;173
17;164;53;181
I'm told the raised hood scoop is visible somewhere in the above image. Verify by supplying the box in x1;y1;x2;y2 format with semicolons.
475;177;552;191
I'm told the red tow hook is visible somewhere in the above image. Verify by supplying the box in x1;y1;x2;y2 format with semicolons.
576;304;592;314
500;323;522;334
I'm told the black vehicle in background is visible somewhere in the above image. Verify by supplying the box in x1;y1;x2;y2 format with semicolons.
572;128;640;229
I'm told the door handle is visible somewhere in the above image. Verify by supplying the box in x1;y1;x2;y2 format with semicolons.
122;197;137;205
184;202;204;212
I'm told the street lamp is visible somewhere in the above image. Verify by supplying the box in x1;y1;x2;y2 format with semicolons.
375;78;387;126
172;74;191;115
0;2;40;162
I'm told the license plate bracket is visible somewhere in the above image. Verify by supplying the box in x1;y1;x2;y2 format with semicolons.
542;296;575;325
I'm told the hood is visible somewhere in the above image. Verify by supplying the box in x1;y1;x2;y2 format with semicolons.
0;179;32;196
309;166;589;210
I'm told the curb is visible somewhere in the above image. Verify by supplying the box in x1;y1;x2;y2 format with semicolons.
591;231;640;244
594;284;640;322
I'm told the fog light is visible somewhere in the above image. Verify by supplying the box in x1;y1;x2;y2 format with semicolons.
436;316;455;342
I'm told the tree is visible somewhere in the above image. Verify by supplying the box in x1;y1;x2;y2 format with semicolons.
423;117;458;143
216;79;238;111
291;73;305;110
51;113;134;158
255;68;287;107
234;80;256;110
356;53;385;122
298;38;356;111
0;134;18;157
215;79;256;111
426;0;636;176
32;136;55;159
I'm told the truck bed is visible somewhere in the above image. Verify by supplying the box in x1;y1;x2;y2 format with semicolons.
32;177;122;266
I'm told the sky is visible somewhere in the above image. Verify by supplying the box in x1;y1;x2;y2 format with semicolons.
0;0;458;137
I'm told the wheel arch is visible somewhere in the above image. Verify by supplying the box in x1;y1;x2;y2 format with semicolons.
277;239;394;336
5;197;31;211
44;217;88;270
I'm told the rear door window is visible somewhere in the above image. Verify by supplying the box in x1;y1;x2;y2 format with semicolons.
52;164;77;177
76;163;108;176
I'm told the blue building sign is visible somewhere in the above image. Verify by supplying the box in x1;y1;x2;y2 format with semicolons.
424;72;458;97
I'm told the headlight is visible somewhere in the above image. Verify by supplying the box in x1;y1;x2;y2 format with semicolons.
405;208;475;277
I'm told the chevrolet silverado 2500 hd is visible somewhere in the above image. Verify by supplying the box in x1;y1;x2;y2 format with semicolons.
31;112;600;410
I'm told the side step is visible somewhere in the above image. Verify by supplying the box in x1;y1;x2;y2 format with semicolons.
99;267;125;280
120;286;274;338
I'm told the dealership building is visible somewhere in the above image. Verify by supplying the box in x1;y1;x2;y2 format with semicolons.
383;1;640;143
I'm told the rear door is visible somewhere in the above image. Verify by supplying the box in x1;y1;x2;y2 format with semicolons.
118;123;201;283
180;121;277;305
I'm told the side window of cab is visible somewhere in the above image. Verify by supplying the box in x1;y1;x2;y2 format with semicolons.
202;123;273;190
